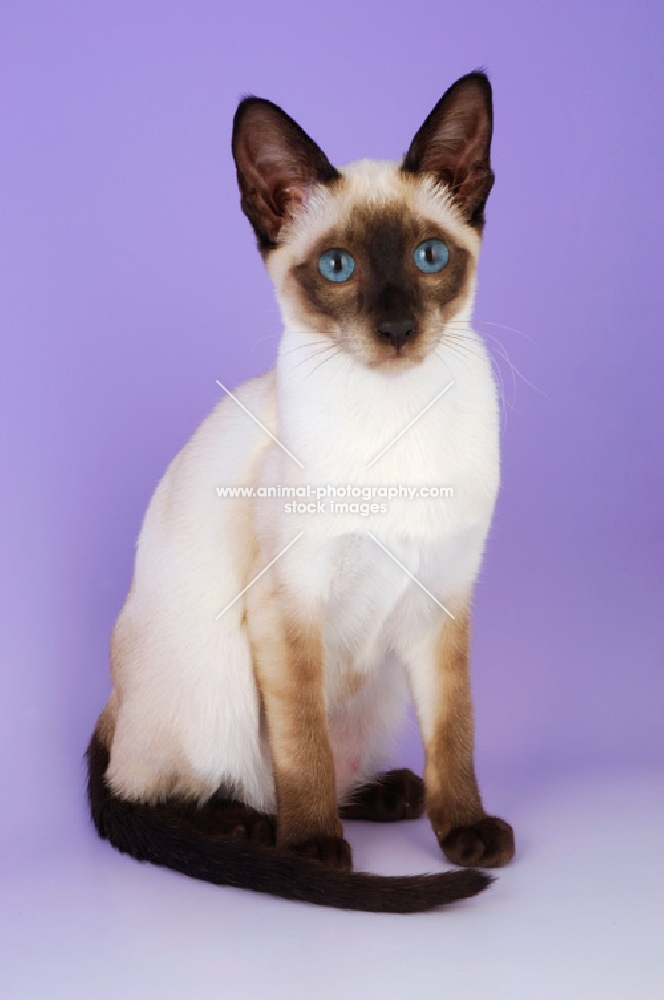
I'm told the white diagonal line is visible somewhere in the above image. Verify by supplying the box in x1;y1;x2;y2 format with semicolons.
215;531;304;620
365;380;455;469
366;532;455;620
216;380;304;469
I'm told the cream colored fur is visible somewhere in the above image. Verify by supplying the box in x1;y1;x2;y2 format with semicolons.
102;160;500;813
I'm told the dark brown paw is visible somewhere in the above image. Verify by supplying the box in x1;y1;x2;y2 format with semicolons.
205;798;277;845
339;768;425;822
440;815;515;868
224;812;276;845
289;836;353;870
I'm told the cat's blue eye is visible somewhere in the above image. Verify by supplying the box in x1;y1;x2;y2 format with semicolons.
318;249;355;283
414;239;449;273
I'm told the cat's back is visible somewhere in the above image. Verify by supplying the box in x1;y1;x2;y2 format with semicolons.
115;366;277;635
105;367;279;806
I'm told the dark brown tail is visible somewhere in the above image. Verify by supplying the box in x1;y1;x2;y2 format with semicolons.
86;734;492;914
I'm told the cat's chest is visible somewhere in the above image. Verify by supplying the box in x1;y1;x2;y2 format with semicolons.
272;329;500;539
302;526;486;667
258;331;499;662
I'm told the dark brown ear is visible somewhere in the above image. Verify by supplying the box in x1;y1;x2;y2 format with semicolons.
232;98;339;251
402;72;494;229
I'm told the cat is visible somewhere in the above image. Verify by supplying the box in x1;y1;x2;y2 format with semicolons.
87;70;515;913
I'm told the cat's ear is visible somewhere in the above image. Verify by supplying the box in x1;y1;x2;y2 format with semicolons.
402;72;494;228
232;98;339;250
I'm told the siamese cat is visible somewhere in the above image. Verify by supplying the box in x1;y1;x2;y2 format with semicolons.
87;71;515;913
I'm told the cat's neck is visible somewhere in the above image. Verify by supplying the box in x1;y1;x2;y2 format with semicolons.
274;318;490;477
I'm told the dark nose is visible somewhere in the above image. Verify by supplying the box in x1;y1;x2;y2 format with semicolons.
377;318;416;351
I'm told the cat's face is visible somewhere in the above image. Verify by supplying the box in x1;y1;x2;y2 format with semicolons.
232;73;494;372
265;161;480;371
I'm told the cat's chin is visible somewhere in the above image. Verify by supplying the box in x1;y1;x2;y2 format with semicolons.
361;348;434;374
373;359;422;375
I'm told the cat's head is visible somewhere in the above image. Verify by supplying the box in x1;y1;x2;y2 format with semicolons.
232;72;493;371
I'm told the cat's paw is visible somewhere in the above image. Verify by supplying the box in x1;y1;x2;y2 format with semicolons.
340;768;425;822
289;835;353;870
205;798;277;845
439;816;515;868
225;813;276;845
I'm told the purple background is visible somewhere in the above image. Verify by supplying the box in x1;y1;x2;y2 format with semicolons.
1;0;662;900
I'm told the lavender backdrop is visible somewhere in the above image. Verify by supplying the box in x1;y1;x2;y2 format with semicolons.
1;0;662;860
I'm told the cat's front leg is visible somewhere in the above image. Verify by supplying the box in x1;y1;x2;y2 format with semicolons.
400;600;515;868
245;573;351;870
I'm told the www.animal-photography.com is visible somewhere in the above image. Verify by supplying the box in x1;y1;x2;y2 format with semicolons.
1;2;662;998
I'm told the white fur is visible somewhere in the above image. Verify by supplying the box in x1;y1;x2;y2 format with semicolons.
105;161;500;812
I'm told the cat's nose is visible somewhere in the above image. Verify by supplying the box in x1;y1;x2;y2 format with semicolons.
377;318;416;350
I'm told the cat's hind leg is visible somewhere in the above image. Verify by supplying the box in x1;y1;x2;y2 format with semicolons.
339;768;424;822
88;730;277;849
331;651;418;821
197;794;276;844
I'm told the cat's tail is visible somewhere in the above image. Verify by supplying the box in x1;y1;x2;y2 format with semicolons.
86;733;492;914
